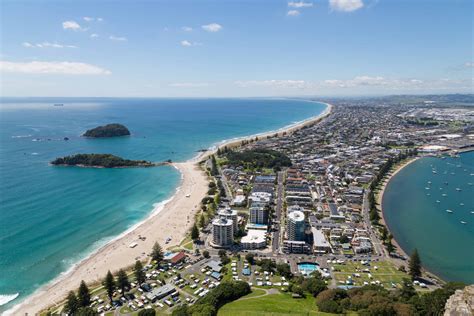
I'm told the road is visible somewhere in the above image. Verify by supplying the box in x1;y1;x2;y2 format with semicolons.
362;190;386;257
272;171;285;254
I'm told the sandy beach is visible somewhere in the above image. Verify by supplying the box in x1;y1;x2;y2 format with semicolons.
195;101;333;162
9;162;209;315
376;157;420;257
8;101;333;315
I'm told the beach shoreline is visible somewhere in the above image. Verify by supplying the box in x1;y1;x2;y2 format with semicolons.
376;157;420;259
7;100;333;315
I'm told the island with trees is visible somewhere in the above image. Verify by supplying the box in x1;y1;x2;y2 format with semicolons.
82;123;131;138
51;154;156;168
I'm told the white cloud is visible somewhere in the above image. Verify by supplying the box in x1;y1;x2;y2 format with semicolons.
202;23;222;32
90;33;99;38
169;82;210;87
180;40;202;47
182;26;193;32
0;60;111;75
181;40;192;47
329;0;364;12
235;80;308;89
109;35;127;41
62;20;82;31
288;1;313;8
465;62;474;68
22;41;77;49
287;10;301;16
83;16;103;22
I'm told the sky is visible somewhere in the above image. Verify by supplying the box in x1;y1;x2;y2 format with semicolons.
0;0;472;97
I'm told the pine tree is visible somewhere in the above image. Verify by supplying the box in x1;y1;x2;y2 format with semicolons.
64;291;79;314
151;242;164;263
191;223;200;241
134;260;146;285
116;269;130;296
77;280;91;307
409;248;422;280
198;213;206;228
104;270;116;302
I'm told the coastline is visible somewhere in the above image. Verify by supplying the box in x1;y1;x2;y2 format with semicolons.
7;100;333;315
376;157;420;259
194;101;333;163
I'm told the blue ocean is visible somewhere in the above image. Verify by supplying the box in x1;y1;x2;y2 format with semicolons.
0;98;326;311
383;152;474;283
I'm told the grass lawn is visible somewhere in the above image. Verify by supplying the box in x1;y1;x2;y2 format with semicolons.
218;292;337;316
332;260;408;288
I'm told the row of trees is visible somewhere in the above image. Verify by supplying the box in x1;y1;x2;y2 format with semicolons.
172;281;251;316
64;242;164;315
315;281;464;315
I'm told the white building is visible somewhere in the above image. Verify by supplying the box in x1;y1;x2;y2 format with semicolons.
240;229;267;249
287;210;306;241
311;227;332;254
211;218;234;248
217;208;238;233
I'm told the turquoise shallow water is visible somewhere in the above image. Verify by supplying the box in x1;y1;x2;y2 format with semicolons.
383;152;474;283
0;98;326;311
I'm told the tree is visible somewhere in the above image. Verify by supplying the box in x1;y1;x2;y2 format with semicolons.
218;249;227;257
302;276;327;297
77;280;91;307
203;250;210;258
198;213;206;228
191;223;200;241
409;249;422;280
245;253;255;265
104;270;116;302
134;260;146;285
339;235;349;244
138;309;156;316
399;278;417;301
276;263;293;279
116;269;130;296
64;291;79;315
151;242;164;263
76;307;96;316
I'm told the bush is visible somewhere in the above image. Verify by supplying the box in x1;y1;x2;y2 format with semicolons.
318;300;343;314
138;309;156;316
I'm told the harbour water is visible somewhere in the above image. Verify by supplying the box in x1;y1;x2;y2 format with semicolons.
383;151;474;283
0;98;326;311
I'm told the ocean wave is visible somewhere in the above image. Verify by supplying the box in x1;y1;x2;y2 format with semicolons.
0;293;19;307
11;134;32;138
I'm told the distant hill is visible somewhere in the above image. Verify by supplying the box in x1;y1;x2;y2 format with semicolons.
51;154;154;168
83;123;130;138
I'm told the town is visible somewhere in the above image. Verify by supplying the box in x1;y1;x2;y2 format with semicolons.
45;95;474;316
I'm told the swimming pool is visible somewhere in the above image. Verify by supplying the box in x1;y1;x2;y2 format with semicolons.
297;262;319;276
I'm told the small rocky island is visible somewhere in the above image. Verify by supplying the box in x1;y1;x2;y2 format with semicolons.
82;123;130;138
51;154;155;168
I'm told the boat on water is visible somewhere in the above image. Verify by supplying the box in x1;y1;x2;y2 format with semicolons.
442;193;447;197
436;200;440;203
446;210;453;213
425;187;430;190
460;203;465;206
460;221;466;224
456;188;462;191
53;103;64;106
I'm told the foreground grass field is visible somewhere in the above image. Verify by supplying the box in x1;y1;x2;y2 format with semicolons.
218;291;338;316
